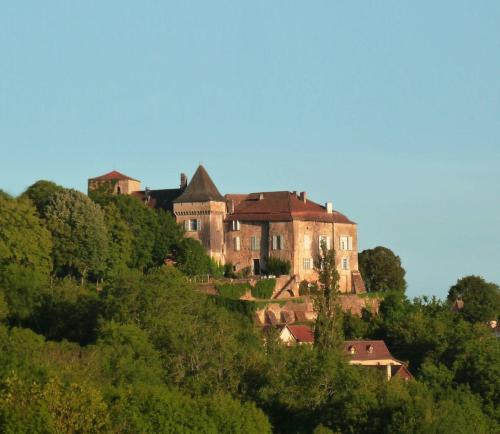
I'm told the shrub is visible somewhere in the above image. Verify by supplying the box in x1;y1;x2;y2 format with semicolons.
251;279;276;299
215;283;251;299
223;263;236;278
266;257;291;276
299;280;319;296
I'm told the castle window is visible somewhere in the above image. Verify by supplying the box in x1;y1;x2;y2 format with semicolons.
232;220;241;231
340;236;353;251
303;258;312;270
234;236;241;251
272;235;284;250
342;257;349;270
251;236;260;251
319;235;331;251
185;219;201;232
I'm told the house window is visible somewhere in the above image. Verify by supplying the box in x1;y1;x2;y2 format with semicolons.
319;235;331;251
340;236;353;251
342;257;349;270
272;235;284;250
232;220;241;231
251;236;260;251
303;258;312;270
303;234;312;250
234;236;241;251
184;219;201;232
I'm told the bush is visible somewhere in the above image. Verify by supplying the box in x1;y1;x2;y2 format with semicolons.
216;283;251;299
223;263;236;278
266;257;291;276
251;279;276;299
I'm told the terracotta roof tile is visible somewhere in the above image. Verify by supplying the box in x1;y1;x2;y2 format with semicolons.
225;191;355;224
344;340;394;361
287;325;314;343
90;170;139;182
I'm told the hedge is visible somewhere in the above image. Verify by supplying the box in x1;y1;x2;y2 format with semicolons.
251;279;276;299
215;283;251;299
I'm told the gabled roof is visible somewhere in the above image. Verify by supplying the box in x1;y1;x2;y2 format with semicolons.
344;340;396;361
173;165;224;203
225;191;355;224
90;170;139;182
286;325;314;343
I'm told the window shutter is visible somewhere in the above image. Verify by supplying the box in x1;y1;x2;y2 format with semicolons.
279;236;284;250
327;236;331;250
272;235;277;250
236;220;241;230
197;219;202;231
235;236;241;251
348;237;353;250
184;220;190;231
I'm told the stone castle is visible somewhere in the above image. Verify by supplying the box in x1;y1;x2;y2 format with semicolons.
88;166;366;294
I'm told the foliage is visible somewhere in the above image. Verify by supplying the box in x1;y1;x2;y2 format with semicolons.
216;282;250;299
299;279;319;296
45;189;108;281
176;237;213;277
313;242;344;350
21;180;64;217
152;209;183;265
448;275;500;323
266;256;291;276
359;246;407;292
0;194;52;320
251;279;275;299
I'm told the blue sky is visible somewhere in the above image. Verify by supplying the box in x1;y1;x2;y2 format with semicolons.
1;1;499;298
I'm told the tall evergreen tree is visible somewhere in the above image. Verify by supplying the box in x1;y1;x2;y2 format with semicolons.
313;241;344;350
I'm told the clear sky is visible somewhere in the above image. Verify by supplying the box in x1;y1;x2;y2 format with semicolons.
1;1;499;298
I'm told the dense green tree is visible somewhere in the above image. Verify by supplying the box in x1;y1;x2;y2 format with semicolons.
0;195;52;319
91;193;158;270
313;242;344;350
45;189;108;281
176;237;212;277
101;203;133;277
359;246;406;292
153;209;183;265
21;180;64;217
448;275;500;323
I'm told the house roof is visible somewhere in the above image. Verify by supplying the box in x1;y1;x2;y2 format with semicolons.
132;188;184;212
225;191;355;224
173;165;224;203
286;325;315;343
89;170;139;182
391;364;413;380
343;340;396;361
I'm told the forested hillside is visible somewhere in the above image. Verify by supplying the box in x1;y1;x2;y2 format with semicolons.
0;182;498;433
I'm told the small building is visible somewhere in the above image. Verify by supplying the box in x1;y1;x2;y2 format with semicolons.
278;324;315;345
344;340;412;381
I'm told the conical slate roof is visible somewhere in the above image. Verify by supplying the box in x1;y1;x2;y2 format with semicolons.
173;165;224;203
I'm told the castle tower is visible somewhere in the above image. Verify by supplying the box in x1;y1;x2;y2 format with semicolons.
173;165;226;264
88;171;141;195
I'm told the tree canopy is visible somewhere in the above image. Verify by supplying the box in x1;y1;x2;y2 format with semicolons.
359;246;407;292
448;275;500;323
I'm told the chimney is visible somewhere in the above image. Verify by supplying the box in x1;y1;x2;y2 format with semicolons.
299;191;307;203
180;173;188;189
259;193;264;200
326;202;333;214
145;187;151;203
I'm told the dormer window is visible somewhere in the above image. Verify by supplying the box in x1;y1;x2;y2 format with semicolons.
232;220;241;231
348;345;356;354
366;345;374;354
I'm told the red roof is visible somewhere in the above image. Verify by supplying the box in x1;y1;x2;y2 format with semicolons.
343;340;395;361
391;365;413;380
225;192;355;224
287;325;314;343
90;170;139;182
